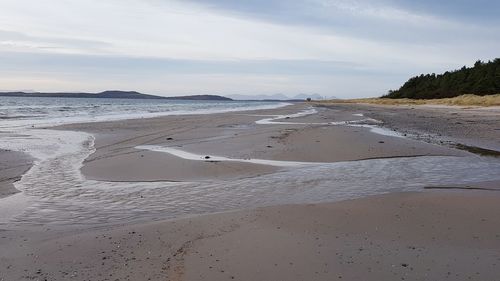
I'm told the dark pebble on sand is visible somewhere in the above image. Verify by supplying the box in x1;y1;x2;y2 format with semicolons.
205;156;211;159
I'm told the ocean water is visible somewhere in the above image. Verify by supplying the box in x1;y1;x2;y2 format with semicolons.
0;96;289;129
1;97;500;227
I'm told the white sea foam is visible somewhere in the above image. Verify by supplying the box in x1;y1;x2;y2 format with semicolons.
0;98;291;130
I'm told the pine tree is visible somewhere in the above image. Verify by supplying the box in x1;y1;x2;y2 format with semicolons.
384;59;500;99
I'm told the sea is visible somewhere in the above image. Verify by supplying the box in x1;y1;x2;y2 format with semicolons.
1;96;500;228
0;96;289;130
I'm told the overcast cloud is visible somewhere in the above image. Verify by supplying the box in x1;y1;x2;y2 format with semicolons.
0;0;498;98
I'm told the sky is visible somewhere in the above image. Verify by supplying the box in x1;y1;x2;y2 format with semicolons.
0;0;498;98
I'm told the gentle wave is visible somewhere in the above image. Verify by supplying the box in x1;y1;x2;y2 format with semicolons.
0;96;290;130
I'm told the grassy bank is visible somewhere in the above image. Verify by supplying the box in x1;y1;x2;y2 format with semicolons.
317;94;500;107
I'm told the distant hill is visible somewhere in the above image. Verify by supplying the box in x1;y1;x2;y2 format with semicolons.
0;91;232;101
229;93;324;101
168;95;232;101
384;59;500;99
96;91;166;99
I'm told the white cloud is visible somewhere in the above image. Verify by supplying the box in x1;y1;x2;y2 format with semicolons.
314;0;458;28
0;0;464;64
0;0;497;97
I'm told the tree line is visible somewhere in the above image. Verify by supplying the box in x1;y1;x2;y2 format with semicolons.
383;58;500;99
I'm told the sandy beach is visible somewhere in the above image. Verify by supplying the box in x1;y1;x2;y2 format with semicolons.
319;103;500;152
0;149;32;198
57;104;465;182
1;103;499;280
2;191;500;280
2;0;499;279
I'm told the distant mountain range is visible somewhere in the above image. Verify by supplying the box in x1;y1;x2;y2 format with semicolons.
228;93;324;101
0;91;233;101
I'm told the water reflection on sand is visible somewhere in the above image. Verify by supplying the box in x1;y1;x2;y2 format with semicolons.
1;127;499;228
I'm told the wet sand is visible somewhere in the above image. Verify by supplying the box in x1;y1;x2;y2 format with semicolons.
320;103;500;152
2;191;500;280
58;104;465;182
1;103;499;280
0;149;32;198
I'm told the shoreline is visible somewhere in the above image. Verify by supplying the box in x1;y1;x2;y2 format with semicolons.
0;99;292;131
3;101;497;199
0;103;497;215
0;102;291;199
0;103;498;217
